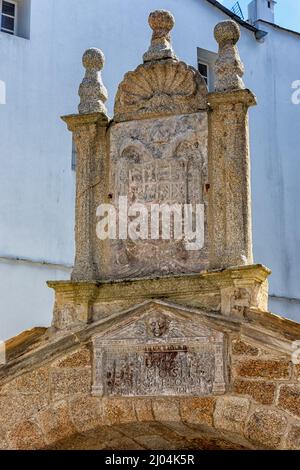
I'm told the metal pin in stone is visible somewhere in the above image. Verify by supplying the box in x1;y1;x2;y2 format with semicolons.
143;10;178;63
78;47;108;115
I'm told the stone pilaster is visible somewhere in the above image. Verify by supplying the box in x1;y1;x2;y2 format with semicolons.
62;48;109;281
48;281;99;330
208;21;256;270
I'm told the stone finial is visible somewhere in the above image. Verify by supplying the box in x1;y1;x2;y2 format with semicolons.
78;48;108;114
214;20;245;92
143;10;177;63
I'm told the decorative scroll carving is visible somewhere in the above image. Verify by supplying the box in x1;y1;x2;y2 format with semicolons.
92;305;226;397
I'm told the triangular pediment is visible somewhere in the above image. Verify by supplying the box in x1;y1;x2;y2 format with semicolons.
92;300;227;397
92;300;224;345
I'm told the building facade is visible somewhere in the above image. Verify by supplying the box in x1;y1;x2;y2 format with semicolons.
0;0;299;339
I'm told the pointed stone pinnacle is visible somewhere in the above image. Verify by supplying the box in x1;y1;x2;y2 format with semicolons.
78;48;108;115
143;10;178;63
214;20;245;92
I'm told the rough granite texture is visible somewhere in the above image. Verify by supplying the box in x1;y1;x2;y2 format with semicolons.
1;11;300;451
143;10;177;63
214;20;245;92
78;48;108;115
1;325;300;450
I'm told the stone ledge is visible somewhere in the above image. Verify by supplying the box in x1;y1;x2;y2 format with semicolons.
48;264;270;329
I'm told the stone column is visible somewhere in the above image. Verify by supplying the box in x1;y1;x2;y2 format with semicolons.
208;21;256;270
62;48;109;281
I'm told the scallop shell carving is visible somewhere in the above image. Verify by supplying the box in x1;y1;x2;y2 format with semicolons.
114;60;208;122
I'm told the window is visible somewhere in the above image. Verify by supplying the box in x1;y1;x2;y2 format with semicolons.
1;1;17;35
198;62;209;86
197;48;218;92
268;1;271;8
0;1;31;39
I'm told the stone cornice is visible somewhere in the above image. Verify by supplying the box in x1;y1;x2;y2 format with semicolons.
61;112;110;132
208;89;257;108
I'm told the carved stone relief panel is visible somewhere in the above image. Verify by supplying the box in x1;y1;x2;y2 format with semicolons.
107;112;208;279
92;305;226;397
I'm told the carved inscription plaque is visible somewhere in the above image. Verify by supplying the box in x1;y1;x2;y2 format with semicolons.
107;112;208;279
92;307;226;397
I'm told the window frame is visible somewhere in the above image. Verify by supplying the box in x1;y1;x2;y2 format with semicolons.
1;0;18;35
198;61;209;87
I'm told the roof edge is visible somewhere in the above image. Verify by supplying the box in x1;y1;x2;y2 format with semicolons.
205;0;267;39
255;19;300;38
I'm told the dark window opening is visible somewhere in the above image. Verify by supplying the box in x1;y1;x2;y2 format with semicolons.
198;62;209;85
1;1;16;35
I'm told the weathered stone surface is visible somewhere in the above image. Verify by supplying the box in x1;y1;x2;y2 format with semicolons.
102;398;137;425
214;396;250;433
50;368;91;401
78;48;108;115
135;399;155;422
92;305;226;397
108;112;208;278
214;20;245;92
180;397;216;426
284;424;300;450
188;435;250;450
7;420;45;450
115;11;206;122
0;435;8;450
49;265;270;330
235;359;291;380
2;9;300;453
0;393;48;432
104;436;145;450
69;395;103;433
278;384;300;417
36;402;76;445
232;339;259;356
46;425;126;450
50;281;100;327
152;398;180;422
60;113;109;285
294;364;300;381
115;61;207;123
4;327;46;364
233;380;276;405
246;409;287;448
143;10;177;62
0;366;49;394
208;89;256;270
53;347;91;368
134;434;179;450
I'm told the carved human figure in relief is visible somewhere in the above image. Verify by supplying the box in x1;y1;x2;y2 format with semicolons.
147;313;170;338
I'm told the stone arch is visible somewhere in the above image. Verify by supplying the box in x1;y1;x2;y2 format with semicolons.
44;409;253;450
4;392;254;450
1;335;300;451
